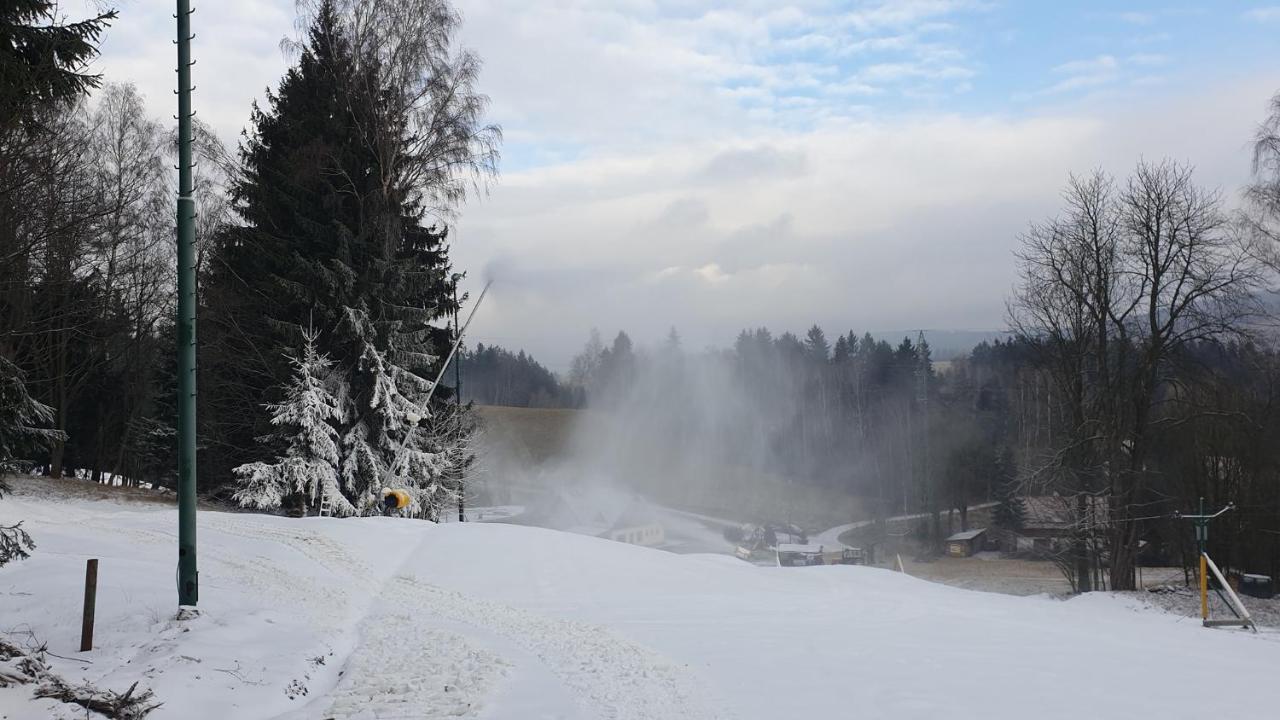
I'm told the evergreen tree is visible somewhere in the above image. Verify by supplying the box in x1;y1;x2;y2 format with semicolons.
0;357;60;566
993;447;1025;531
804;325;830;363
205;0;493;514
0;357;60;475
832;334;851;364
232;331;348;514
0;1;116;127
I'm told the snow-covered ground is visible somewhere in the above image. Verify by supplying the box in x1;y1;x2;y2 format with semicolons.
2;483;1280;719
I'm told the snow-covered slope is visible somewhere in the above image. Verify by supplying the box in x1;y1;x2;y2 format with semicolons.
2;489;1279;719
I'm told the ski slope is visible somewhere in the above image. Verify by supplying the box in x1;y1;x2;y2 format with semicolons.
2;488;1279;719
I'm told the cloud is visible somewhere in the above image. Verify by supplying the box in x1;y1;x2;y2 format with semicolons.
697;146;808;184
457;70;1274;368
1243;6;1280;22
1119;11;1154;25
1030;54;1122;96
1127;53;1169;67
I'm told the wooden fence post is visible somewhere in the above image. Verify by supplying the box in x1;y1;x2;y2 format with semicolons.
80;559;98;652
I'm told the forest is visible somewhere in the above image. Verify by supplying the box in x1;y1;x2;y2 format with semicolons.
0;0;498;563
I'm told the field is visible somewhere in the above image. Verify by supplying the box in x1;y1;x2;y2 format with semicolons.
473;405;580;468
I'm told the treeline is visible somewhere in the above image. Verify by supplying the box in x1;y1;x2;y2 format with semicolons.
460;344;582;408
0;1;498;520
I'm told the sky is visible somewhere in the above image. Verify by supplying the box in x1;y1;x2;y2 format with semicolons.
79;1;1280;370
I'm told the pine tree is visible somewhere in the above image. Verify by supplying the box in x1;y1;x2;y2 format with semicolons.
233;331;349;514
804;325;830;363
993;447;1025;531
0;357;60;475
0;357;61;566
832;334;851;364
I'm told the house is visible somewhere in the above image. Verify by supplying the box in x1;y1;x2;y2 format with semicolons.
945;528;987;557
1006;495;1109;554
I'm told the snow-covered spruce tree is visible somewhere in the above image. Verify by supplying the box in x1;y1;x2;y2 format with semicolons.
232;331;352;515
0;357;63;566
333;304;471;518
205;0;494;513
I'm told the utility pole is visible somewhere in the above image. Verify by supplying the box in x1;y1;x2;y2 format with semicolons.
175;0;199;608
453;280;464;523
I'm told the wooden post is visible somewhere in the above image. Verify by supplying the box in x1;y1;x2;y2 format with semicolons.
80;559;98;652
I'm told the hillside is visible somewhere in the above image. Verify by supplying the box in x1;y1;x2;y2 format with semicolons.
2;479;1280;719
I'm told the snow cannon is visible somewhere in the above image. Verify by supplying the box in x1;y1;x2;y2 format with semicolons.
382;488;412;513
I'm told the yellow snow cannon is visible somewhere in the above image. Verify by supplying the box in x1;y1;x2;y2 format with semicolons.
382;488;412;513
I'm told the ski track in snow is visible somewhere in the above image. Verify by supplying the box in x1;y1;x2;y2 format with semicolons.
394;575;729;720
315;577;508;720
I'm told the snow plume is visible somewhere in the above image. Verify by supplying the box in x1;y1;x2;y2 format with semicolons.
538;333;872;529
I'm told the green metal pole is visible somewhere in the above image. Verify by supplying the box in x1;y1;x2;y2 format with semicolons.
175;0;199;607
1197;496;1206;557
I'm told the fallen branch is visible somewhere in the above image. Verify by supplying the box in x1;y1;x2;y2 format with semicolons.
1;632;162;718
35;677;162;719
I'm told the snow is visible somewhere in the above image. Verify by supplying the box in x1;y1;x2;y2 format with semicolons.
3;484;1280;719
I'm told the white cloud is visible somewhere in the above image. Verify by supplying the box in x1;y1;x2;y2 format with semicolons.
456;74;1271;367
1243;6;1280;22
1054;55;1120;75
1128;53;1169;67
1119;11;1154;25
1031;54;1122;96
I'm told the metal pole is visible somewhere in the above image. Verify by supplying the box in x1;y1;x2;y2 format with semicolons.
454;282;464;523
175;0;199;608
379;281;491;494
1197;496;1205;556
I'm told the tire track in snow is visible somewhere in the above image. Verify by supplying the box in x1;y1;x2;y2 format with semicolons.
395;575;730;720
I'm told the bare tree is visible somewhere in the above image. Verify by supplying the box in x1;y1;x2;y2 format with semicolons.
1245;91;1280;269
1010;161;1263;591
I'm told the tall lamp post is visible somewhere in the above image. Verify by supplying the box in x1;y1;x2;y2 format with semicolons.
175;0;199;608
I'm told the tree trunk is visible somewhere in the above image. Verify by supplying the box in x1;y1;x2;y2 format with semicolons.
1075;493;1092;592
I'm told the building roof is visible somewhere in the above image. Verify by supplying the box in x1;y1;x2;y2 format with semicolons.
777;543;824;554
945;528;987;542
1021;495;1110;530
